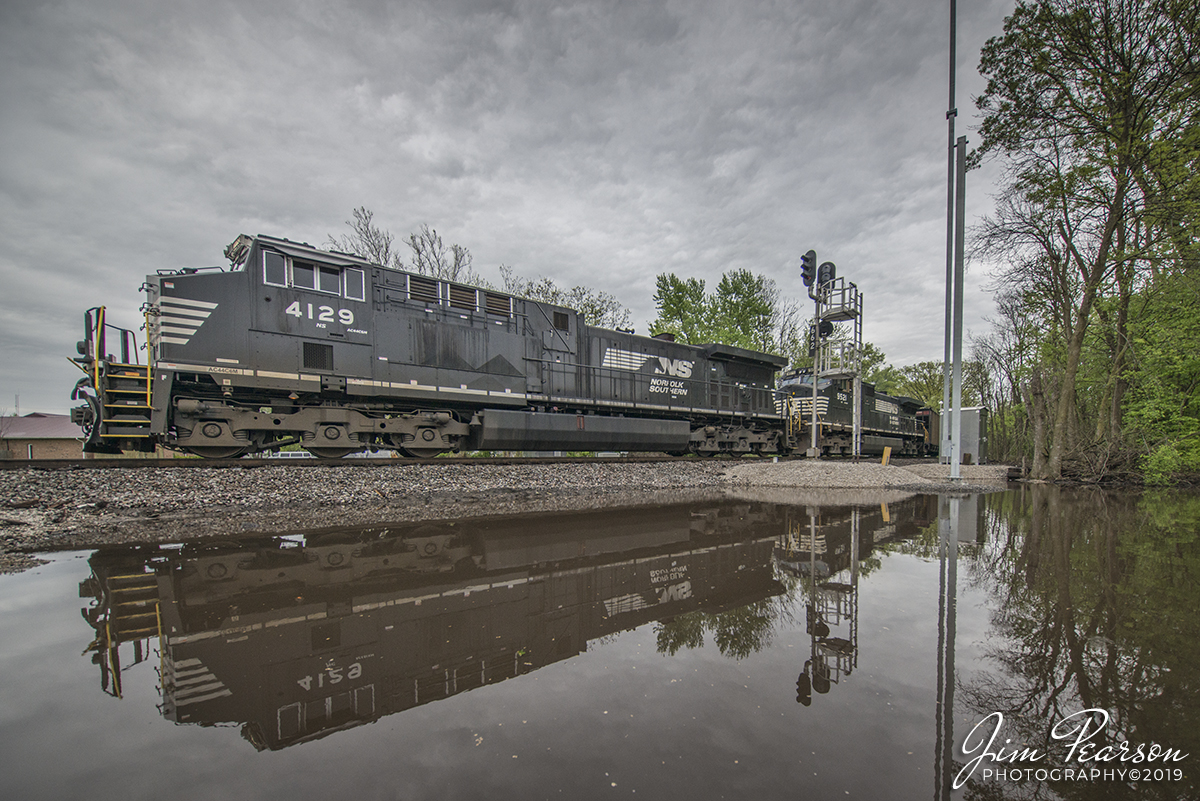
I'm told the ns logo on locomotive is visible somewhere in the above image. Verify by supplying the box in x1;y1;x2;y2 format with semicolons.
69;234;935;458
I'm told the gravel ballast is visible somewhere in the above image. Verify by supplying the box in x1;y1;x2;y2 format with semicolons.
0;460;1011;572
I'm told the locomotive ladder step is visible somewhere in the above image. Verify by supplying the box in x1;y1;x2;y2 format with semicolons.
111;598;159;611
112;611;158;622
111;594;158;604
114;600;157;610
111;583;158;593
110;581;157;591
111;626;159;639
111;583;156;594
114;626;159;638
104;403;153;409
107;572;156;582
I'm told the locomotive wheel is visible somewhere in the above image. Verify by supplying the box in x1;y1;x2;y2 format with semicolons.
399;446;446;459
305;447;357;459
186;446;249;459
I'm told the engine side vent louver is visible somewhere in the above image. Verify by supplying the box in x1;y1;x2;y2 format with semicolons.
448;284;478;311
484;292;512;317
409;276;439;305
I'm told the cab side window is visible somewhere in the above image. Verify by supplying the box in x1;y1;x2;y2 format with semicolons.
344;269;366;301
264;251;287;287
292;261;317;290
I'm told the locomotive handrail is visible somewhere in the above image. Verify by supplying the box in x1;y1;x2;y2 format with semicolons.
156;265;225;276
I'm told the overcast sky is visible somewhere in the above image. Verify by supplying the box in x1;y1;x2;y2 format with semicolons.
1;0;1013;415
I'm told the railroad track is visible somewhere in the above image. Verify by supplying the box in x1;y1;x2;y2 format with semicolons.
0;453;799;471
2;454;997;475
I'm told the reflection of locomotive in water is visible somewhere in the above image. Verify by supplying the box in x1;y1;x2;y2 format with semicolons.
80;503;791;750
79;496;948;747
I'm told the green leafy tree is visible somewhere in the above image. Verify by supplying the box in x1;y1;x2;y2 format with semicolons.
858;342;902;393
973;0;1199;480
651;274;709;343
1123;270;1200;484
650;269;794;355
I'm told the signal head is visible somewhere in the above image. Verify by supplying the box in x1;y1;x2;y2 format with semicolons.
817;261;836;286
801;250;816;287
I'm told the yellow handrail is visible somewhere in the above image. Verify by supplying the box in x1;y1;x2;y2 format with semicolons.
93;306;105;391
143;306;154;409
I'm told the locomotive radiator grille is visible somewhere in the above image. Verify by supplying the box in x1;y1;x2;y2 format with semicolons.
303;342;333;371
448;284;478;311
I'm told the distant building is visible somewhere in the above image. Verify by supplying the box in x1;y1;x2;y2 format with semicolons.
0;413;84;460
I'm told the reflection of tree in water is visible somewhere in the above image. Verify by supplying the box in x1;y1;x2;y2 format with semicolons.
655;585;801;660
958;486;1200;801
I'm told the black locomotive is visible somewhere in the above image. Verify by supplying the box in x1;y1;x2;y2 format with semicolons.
70;234;791;458
776;372;936;457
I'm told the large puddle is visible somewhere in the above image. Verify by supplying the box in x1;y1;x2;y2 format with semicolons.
1;487;1196;799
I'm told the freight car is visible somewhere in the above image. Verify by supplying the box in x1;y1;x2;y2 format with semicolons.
70;234;790;458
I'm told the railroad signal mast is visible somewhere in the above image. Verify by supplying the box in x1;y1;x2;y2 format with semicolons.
800;250;863;460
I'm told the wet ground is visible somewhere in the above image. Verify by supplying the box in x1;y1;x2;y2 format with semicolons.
0;460;1009;571
1;486;1195;800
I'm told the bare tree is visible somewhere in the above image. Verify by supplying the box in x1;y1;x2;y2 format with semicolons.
407;224;487;285
500;266;632;330
326;207;404;269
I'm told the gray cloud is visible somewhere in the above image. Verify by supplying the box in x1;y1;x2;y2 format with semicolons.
1;0;1013;413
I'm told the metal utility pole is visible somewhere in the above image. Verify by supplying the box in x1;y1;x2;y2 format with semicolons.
940;0;958;465
851;289;862;461
933;495;959;800
950;136;967;481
